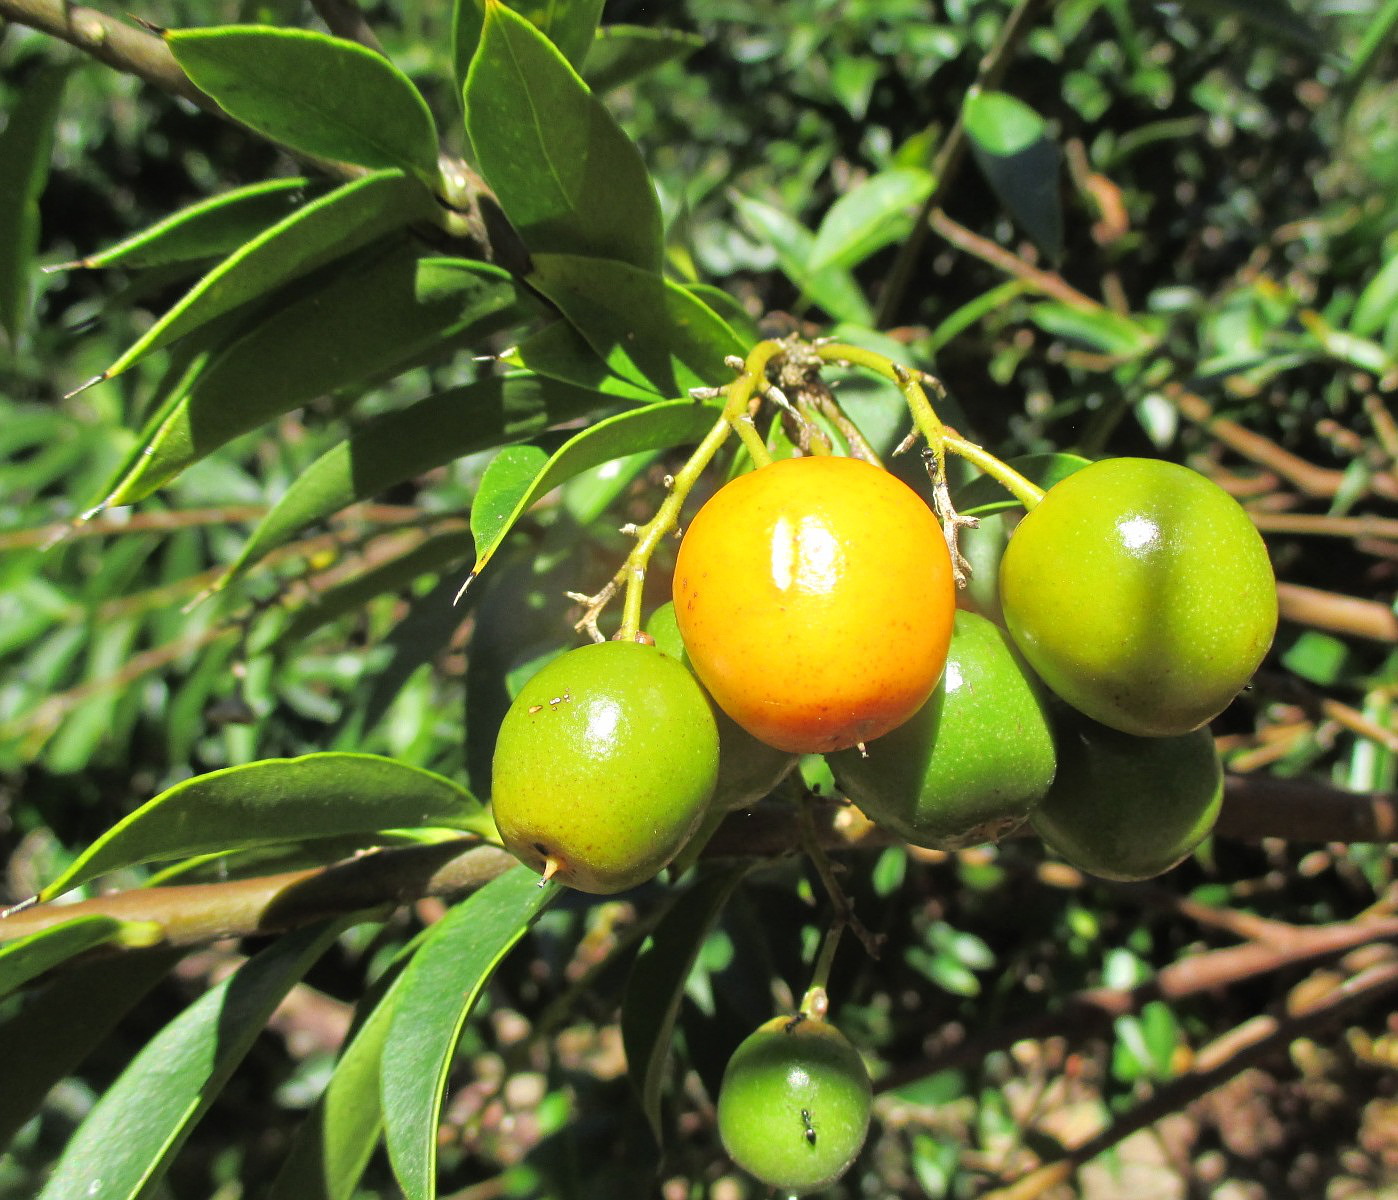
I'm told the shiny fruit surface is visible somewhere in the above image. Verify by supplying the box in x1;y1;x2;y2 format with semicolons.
999;457;1276;737
717;1014;872;1195
646;602;797;810
491;640;719;894
1031;710;1223;881
673;455;956;754
830;610;1056;848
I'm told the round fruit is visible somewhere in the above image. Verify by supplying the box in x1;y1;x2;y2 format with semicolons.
491;640;719;893
1031;709;1223;881
998;457;1276;738
830;610;1057;849
717;1014;872;1194
646;601;797;810
673;455;956;754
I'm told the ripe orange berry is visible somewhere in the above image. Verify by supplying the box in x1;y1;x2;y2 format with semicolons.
672;455;956;754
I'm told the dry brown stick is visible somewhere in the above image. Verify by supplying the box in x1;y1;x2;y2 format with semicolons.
927;208;1104;312
1276;581;1398;643
981;958;1398;1200
876;915;1398;1094
1215;772;1398;843
1250;511;1398;540
1171;385;1398;501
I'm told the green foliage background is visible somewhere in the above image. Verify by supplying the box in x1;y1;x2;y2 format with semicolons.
2;0;1397;1195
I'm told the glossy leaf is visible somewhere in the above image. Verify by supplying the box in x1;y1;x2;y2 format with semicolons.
39;753;488;902
382;866;557;1200
502;320;667;401
952;452;1092;517
1028;301;1157;358
0;949;182;1152
808;167;935;272
963;90;1064;260
62;178;324;270
268;972;408;1200
168;27;440;184
0;913;161;998
468;399;720;578
219;372;607;587
0;64;66;343
582;25;705;93
470;444;550;555
465;0;662;269
621;865;749;1141
96;170;436;384
528;253;745;394
36;922;343;1200
729;192;873;325
100;247;528;506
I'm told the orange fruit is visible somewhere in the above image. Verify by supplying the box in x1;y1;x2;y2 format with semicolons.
672;455;956;754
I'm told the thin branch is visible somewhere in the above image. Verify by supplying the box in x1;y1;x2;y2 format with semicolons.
1214;773;1398;843
0;840;518;945
875;0;1053;325
877;913;1398;1093
1171;385;1398;502
308;0;384;51
927;208;1104;312
1276;581;1398;644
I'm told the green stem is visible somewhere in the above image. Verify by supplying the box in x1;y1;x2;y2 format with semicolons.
803;922;845;1017
611;341;787;639
943;433;1047;510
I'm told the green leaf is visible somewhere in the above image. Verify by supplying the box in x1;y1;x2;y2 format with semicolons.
1352;250;1398;337
467;399;720;578
218;373;604;587
454;0;606;90
0;64;67;344
382;866;557;1200
471;444;551;556
621;866;749;1142
0;914;161;998
503;320;669;400
729;192;874;325
1028;301;1157;358
39;753;487;902
528;253;745;394
268;972;408;1200
464;0;662;269
963;90;1063;260
63;178;325;270
952;453;1092;518
582;25;705;93
36;922;342;1200
95;170;437;384
168;27;440;184
0;949;182;1153
100;247;529;506
808;167;934;272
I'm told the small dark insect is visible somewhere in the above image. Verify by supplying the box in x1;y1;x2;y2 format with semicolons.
783;1012;807;1034
801;1108;817;1146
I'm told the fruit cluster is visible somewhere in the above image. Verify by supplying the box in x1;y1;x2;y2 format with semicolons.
485;340;1278;1193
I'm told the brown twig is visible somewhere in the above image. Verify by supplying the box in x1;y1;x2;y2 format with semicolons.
1171;385;1398;501
875;0;1054;325
927;208;1104;312
1276;581;1398;643
1250;511;1398;541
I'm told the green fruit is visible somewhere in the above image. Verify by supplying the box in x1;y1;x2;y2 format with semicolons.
647;602;797;810
1031;710;1223;881
491;640;719;893
717;1014;872;1194
998;457;1277;737
829;610;1056;849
